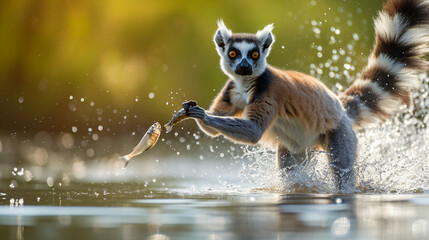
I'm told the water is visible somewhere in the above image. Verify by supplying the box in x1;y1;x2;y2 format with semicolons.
1;148;429;240
1;180;429;240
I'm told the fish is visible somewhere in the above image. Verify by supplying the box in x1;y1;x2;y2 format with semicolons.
164;100;197;133
120;122;161;168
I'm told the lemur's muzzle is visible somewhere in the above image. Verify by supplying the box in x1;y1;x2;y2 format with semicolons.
235;59;252;76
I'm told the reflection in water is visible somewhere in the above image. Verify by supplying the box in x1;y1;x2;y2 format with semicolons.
147;234;169;240
330;217;350;236
412;219;428;238
16;216;23;240
1;193;428;239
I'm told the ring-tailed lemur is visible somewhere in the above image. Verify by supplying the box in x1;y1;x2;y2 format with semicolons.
185;0;429;192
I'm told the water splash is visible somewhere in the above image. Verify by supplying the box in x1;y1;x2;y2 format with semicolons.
355;73;429;193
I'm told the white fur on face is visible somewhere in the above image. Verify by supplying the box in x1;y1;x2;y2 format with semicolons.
233;42;256;59
256;23;275;55
220;41;267;83
214;21;274;84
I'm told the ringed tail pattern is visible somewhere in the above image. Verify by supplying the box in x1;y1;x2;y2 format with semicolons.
340;0;429;128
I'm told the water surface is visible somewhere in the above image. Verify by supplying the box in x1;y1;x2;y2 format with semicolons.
1;155;428;240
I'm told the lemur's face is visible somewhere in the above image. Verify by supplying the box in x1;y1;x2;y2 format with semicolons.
214;20;275;80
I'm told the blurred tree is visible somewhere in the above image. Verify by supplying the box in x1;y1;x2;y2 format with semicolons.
0;0;382;136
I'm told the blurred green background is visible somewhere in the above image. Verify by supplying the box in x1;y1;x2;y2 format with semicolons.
0;0;382;137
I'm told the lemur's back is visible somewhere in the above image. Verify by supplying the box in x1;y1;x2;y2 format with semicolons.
266;65;344;133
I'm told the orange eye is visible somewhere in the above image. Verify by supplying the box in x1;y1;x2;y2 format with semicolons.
228;51;236;58
252;51;259;59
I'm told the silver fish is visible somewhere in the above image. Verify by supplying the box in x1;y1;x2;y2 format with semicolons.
164;100;197;133
120;122;161;168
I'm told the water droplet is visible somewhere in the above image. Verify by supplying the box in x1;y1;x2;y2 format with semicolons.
72;161;86;179
47;177;54;187
18;97;24;103
312;27;321;34
72;126;78;133
61;133;74;149
92;134;99;141
24;170;33;182
344;64;351;70
86;148;95;157
149;92;155;99
9;180;17;189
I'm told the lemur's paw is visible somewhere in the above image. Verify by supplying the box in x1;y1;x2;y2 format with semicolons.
182;100;198;113
186;105;207;120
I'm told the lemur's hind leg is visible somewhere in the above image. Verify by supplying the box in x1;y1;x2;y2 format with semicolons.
277;145;306;171
327;117;357;193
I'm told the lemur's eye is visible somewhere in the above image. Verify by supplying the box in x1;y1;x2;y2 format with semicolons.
252;51;259;59
228;51;236;58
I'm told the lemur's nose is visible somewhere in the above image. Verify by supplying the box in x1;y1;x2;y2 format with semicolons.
238;59;250;69
235;59;252;76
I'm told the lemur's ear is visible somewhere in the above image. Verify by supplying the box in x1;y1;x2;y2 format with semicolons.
214;19;232;51
256;24;275;53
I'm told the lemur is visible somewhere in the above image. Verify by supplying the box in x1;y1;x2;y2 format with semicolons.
184;0;429;192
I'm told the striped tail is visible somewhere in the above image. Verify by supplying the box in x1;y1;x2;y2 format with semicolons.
340;0;429;128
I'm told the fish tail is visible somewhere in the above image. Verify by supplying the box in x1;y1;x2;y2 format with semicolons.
123;159;130;168
119;155;131;168
119;154;131;161
164;124;173;133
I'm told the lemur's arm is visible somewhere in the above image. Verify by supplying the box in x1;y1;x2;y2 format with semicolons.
194;118;218;136
192;100;237;136
187;96;276;144
190;80;238;137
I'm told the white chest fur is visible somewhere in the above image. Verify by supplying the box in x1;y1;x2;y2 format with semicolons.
263;117;322;153
230;80;251;109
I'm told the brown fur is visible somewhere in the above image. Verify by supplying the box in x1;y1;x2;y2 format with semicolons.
271;68;344;132
203;65;344;149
